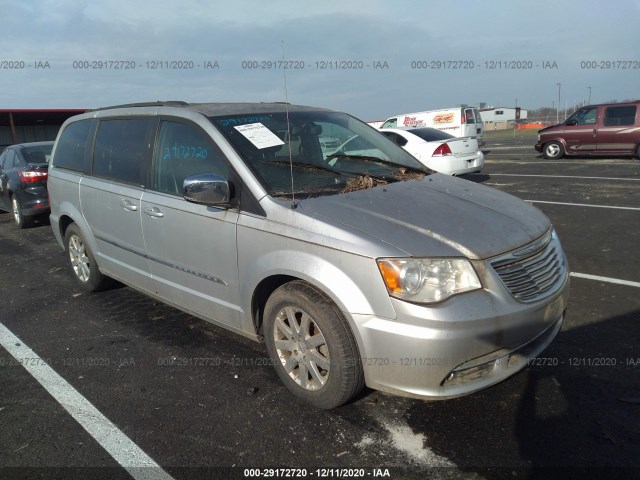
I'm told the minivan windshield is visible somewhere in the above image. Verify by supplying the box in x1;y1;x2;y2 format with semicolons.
211;111;428;199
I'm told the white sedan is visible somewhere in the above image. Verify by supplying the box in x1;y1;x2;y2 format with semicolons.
379;127;484;175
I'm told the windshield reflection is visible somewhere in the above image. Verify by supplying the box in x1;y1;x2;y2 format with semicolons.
210;111;428;198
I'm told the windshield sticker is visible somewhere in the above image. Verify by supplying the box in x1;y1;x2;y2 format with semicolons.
217;116;271;127
234;123;285;149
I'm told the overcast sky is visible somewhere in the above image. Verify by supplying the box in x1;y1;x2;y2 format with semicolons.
1;0;639;120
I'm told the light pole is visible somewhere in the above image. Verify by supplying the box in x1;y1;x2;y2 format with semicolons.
513;98;518;137
556;83;561;123
588;86;592;105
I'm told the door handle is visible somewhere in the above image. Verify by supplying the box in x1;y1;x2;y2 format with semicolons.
121;200;138;211
144;207;164;218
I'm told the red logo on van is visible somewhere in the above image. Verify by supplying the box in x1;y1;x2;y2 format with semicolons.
403;116;424;127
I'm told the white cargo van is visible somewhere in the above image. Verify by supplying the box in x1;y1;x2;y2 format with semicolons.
380;107;484;145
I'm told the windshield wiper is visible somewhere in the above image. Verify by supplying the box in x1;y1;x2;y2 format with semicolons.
325;154;429;174
264;160;344;175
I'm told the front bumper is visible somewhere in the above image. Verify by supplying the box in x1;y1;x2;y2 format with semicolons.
351;273;569;400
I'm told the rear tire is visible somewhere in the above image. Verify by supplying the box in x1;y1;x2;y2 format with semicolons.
542;141;564;160
636;144;640;160
64;223;113;292
12;196;32;229
264;280;364;409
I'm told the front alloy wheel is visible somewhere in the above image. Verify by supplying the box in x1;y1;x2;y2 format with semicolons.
264;280;364;409
543;141;564;160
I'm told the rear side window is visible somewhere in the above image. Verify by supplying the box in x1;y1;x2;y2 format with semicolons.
604;106;637;126
409;128;454;142
381;131;408;147
92;118;151;186
54;120;93;172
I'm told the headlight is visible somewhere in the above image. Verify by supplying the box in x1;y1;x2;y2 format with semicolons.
377;258;481;304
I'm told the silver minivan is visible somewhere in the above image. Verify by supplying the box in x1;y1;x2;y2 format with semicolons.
48;102;569;409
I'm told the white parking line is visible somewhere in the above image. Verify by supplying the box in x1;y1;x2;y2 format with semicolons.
484;145;533;150
0;322;174;480
525;200;640;211
571;272;640;288
481;173;640;182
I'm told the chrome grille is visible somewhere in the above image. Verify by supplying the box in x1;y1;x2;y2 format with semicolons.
490;229;567;303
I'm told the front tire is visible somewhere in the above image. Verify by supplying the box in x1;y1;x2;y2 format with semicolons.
12;196;32;229
542;141;564;159
64;223;112;292
264;281;364;409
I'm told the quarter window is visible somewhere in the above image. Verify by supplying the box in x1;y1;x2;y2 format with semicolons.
604;106;636;126
5;150;19;168
152;120;227;195
93;119;151;185
54;120;93;172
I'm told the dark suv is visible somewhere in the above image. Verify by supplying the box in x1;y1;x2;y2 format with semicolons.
0;141;53;228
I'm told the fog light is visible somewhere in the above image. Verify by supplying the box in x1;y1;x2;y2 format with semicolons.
442;362;495;387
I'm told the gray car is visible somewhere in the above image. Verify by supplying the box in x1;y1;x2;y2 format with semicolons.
48;102;569;409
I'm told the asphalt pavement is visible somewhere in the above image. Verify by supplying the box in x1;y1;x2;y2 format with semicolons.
1;133;639;480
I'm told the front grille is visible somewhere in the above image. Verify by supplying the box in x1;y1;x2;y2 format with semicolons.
490;229;567;303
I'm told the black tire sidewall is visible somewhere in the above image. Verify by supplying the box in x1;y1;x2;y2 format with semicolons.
264;281;363;409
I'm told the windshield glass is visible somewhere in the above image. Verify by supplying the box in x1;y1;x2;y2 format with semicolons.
22;144;53;163
210;110;427;199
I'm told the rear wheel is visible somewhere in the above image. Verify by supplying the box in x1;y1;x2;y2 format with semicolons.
264;280;364;409
542;141;564;160
12;196;33;229
64;224;112;292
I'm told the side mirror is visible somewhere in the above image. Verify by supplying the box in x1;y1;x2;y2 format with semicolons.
183;173;231;207
565;118;577;126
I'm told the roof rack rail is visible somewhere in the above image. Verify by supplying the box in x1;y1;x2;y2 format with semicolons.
92;101;189;111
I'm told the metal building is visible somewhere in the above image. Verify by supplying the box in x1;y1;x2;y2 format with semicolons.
0;109;86;150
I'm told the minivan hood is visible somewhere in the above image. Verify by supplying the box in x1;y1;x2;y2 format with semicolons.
298;174;550;259
538;123;563;134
